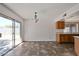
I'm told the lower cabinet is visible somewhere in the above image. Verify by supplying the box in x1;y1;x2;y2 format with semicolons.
56;34;79;43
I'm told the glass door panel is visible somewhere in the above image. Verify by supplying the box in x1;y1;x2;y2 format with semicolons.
15;21;21;46
0;17;12;55
0;16;22;55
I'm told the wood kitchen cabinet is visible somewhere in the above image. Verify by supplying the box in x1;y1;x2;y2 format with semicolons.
56;33;79;43
56;21;65;29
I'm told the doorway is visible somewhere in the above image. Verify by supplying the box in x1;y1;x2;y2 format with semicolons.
0;16;21;55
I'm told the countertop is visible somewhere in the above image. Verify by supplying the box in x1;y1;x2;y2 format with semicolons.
57;32;79;34
74;36;79;38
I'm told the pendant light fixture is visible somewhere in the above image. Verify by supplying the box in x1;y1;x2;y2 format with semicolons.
61;13;67;21
34;11;39;23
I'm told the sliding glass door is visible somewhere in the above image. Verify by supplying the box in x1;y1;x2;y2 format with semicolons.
0;17;13;55
15;21;21;46
0;16;21;55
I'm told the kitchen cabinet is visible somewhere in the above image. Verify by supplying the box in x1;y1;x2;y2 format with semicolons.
56;21;65;29
56;33;79;43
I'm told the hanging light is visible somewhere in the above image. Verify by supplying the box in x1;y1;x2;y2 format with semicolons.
61;13;67;21
34;11;39;23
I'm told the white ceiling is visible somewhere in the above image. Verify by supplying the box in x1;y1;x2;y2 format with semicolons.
65;11;79;22
4;3;77;20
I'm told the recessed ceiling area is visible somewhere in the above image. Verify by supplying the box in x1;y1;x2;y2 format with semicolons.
65;11;79;22
4;3;77;20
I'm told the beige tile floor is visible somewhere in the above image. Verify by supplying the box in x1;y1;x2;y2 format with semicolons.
5;41;76;56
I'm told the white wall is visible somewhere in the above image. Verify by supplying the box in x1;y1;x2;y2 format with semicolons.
0;4;24;41
24;15;56;41
24;4;79;41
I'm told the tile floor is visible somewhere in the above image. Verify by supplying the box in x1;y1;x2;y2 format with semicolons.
5;41;76;56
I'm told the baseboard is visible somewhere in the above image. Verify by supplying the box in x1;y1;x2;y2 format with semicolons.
23;41;56;42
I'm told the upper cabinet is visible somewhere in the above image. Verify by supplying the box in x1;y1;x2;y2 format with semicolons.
56;21;65;29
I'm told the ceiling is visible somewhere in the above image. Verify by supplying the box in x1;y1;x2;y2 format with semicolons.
65;11;79;22
4;3;77;21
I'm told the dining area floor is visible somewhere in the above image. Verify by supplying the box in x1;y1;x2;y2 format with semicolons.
5;41;76;56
